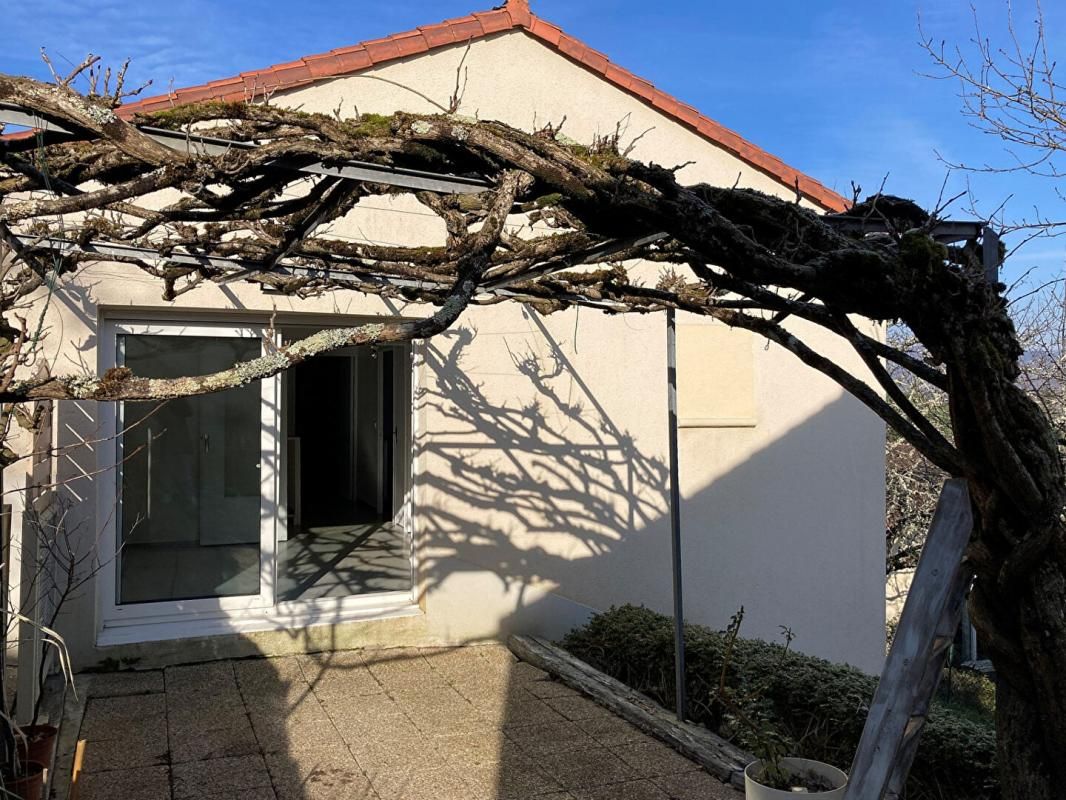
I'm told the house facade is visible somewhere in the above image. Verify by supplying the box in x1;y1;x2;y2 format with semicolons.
4;0;887;674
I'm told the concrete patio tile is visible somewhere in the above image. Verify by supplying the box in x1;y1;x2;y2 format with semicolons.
450;670;516;698
574;715;650;747
265;750;377;800
652;771;744;799
405;699;487;735
76;764;171;800
172;754;273;799
170;716;261;763
462;753;563;799
71;649;714;800
239;655;309;681
360;647;420;667
167;685;247;716
238;663;321;715
320;691;410;725
523;679;580;700
81;693;166;738
349;734;451;776
503;661;550;684
168;697;249;732
301;651;375;677
543;695;618;722
418;646;487;679
235;657;310;696
328;703;422;744
86;670;165;698
476;694;569;729
166;661;239;695
244;684;321;714
432;729;523;767
306;665;384;700
474;644;518;666
200;790;278;800
452;678;525;710
410;702;486;731
80;727;169;773
611;740;705;778
505;720;597;756
571;779;670;800
463;651;540;685
369;764;473;800
249;704;337;754
387;684;470;711
459;683;529;709
537;747;639;789
367;650;450;690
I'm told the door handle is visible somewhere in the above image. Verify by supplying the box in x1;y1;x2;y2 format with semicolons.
201;433;210;453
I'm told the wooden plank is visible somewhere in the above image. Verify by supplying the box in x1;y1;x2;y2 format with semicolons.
508;634;753;788
884;560;971;799
845;479;973;800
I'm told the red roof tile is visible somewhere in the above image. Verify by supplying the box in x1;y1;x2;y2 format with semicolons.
0;129;37;142
110;0;846;211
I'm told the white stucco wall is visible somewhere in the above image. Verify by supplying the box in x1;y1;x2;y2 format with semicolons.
5;28;885;673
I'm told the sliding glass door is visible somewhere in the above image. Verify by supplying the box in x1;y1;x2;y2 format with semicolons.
110;323;275;619
98;319;415;642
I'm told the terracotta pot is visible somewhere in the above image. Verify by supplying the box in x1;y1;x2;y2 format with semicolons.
744;758;847;799
7;760;46;800
17;725;57;768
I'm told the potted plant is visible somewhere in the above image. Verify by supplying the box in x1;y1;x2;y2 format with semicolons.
3;758;47;800
713;608;848;798
6;496;95;789
743;757;847;799
15;726;56;774
0;611;76;799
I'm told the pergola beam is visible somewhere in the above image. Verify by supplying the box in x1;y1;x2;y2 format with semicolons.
824;215;987;244
6;232;641;312
0;103;492;195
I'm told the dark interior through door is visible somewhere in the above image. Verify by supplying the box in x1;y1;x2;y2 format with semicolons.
292;356;353;526
278;346;410;601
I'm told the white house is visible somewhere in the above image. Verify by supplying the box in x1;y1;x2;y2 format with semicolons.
3;0;886;676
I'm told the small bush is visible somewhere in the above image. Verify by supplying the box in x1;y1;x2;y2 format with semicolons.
562;605;997;800
937;666;996;725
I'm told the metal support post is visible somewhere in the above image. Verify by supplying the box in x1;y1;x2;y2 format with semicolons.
666;307;688;722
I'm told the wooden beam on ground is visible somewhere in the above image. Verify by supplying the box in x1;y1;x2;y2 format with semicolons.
508;634;753;789
845;478;974;800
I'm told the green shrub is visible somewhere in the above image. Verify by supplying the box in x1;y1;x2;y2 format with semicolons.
561;605;997;800
937;666;996;725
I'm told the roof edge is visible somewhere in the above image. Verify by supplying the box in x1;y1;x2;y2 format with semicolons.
113;1;847;212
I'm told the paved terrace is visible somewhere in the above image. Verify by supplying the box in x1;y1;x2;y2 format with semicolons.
71;645;741;800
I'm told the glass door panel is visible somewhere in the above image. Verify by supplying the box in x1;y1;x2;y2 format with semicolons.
118;334;262;604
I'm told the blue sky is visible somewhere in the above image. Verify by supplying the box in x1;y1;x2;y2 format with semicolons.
3;0;1065;286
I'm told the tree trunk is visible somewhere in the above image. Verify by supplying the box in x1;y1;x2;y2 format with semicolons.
971;550;1066;800
948;358;1066;798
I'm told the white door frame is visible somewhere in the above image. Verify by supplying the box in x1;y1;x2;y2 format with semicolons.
97;320;277;633
95;317;420;645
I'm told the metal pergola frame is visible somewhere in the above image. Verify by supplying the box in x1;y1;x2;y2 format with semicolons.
1;103;491;195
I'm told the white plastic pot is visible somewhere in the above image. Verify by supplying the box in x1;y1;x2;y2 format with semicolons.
744;758;848;798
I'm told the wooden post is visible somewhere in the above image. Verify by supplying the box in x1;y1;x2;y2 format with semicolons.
845;479;973;800
982;226;1001;284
